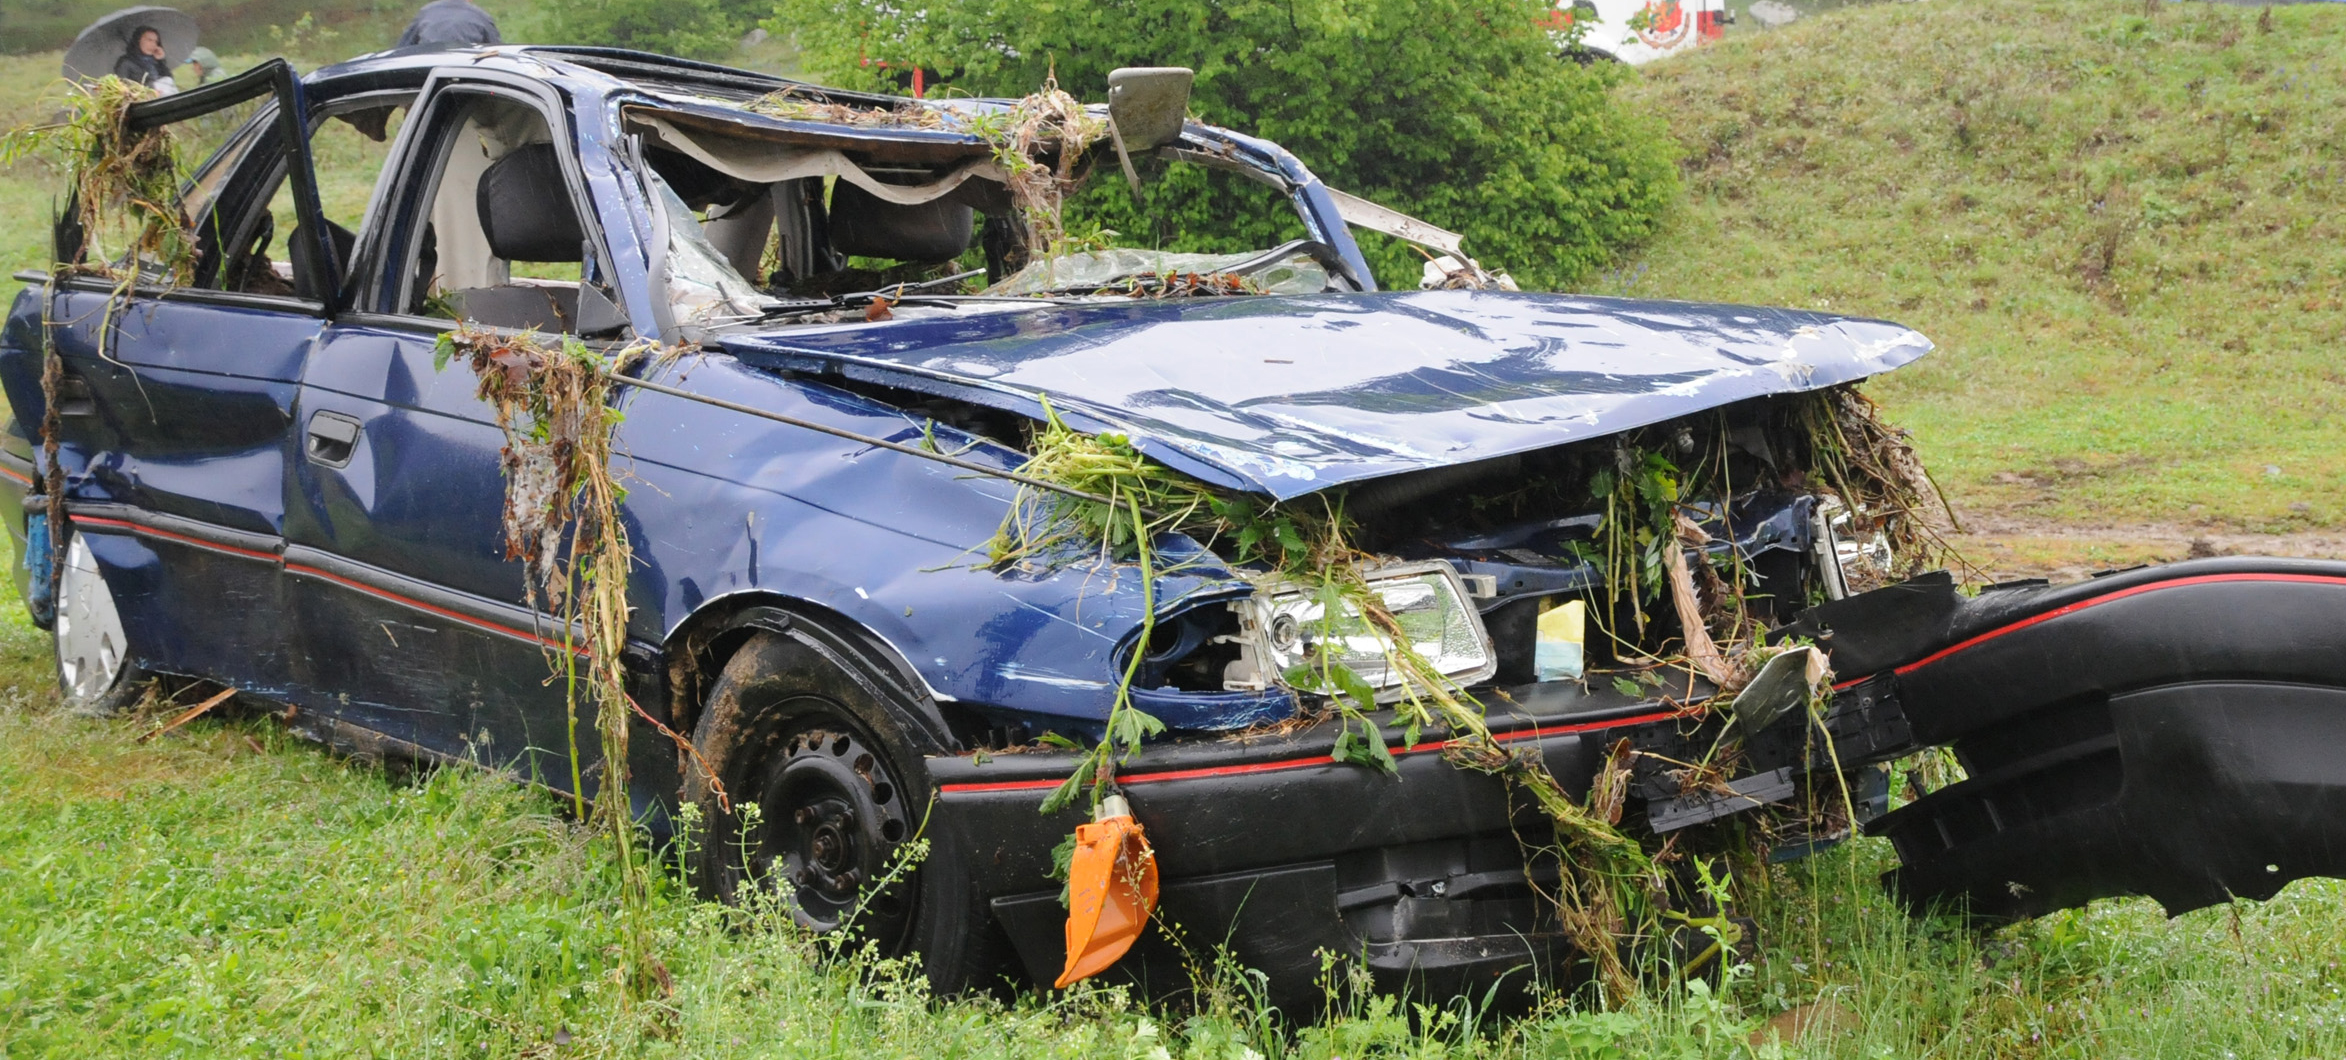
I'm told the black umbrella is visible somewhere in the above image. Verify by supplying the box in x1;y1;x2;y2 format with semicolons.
62;6;200;83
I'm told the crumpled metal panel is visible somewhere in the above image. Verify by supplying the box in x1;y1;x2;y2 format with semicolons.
722;290;1931;500
611;355;1288;732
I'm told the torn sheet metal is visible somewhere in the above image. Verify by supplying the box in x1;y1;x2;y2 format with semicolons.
722;290;1932;500
1325;187;1465;256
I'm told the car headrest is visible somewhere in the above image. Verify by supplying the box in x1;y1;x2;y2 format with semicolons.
826;181;973;263
476;143;585;263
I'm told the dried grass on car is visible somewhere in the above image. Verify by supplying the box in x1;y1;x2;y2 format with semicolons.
2;76;191;607
434;325;673;1000
747;88;948;130
971;75;1106;263
0;76;193;283
987;407;1667;1001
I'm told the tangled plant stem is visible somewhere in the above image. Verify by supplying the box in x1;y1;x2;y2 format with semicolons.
5;77;194;610
434;325;670;1000
968;74;1107;274
1;77;193;283
988;407;1667;999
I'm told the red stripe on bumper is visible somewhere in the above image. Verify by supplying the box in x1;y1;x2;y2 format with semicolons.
937;705;1699;795
1830;572;2346;692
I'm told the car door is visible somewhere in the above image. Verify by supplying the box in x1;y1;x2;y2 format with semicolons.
22;60;340;693
286;72;643;785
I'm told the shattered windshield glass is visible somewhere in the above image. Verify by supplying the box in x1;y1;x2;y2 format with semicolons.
983;248;1330;297
626;101;1348;328
650;174;770;328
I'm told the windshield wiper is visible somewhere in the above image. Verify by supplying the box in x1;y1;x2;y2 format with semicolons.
750;297;844;321
848;268;987;302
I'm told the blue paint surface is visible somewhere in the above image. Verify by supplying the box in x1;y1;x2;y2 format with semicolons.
0;47;1936;769
723;291;1931;499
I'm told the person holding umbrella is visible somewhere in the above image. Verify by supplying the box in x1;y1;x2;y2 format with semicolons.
62;7;200;93
114;25;180;93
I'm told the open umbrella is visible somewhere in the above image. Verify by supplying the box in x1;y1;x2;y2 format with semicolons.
62;7;200;84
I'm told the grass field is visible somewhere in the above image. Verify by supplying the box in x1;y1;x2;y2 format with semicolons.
6;591;2345;1056
4;2;2346;1054
1611;0;2346;547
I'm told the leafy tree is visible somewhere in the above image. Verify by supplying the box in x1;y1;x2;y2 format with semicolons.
531;0;766;60
769;0;1678;289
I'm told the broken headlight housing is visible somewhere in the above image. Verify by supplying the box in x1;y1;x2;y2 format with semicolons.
1222;560;1498;702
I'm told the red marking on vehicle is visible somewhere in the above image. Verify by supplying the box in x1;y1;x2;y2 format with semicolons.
937;706;1700;795
75;513;582;654
1830;571;2346;691
283;562;583;655
0;464;32;487
1636;0;1692;48
72;515;278;562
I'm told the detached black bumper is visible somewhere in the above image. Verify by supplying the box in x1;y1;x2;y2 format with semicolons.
928;684;1697;1009
1794;558;2346;920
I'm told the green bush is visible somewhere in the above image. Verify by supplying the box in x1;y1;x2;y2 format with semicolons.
771;0;1679;290
530;0;767;60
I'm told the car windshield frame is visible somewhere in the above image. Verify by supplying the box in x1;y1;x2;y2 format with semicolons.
611;94;1365;327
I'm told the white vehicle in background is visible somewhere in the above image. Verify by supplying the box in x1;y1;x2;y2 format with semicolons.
1553;0;1731;64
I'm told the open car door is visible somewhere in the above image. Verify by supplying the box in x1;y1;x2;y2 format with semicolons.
24;58;339;706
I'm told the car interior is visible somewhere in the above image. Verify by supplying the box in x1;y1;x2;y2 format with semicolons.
200;95;409;303
394;93;598;333
186;80;1318;336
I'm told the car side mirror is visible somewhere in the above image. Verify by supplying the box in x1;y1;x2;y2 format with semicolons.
1107;67;1193;151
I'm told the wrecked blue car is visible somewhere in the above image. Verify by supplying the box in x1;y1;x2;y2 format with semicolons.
21;47;2333;1011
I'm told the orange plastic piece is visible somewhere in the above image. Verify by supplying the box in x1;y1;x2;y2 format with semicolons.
1054;795;1159;988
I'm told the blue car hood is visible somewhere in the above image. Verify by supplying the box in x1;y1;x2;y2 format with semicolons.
720;290;1932;500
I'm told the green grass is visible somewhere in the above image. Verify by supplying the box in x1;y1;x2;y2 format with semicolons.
1610;0;2346;533
3;579;2344;1056
4;4;2346;1053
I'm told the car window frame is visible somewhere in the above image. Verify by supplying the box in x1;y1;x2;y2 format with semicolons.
349;71;624;333
47;59;341;317
198;90;420;308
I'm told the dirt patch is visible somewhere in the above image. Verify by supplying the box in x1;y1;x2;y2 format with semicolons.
1750;999;1859;1048
1953;513;2346;583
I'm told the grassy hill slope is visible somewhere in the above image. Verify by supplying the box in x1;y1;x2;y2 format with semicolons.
1612;0;2346;538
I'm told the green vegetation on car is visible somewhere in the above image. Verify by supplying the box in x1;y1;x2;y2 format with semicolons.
2;0;2343;1053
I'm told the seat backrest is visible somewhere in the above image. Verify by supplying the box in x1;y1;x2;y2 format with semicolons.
476;142;585;263
288;218;356;301
826;180;972;263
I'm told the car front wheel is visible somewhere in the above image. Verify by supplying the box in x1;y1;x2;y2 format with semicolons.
685;625;1010;993
54;530;146;715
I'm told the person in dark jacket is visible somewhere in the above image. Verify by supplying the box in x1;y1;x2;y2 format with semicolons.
113;26;178;92
396;0;502;48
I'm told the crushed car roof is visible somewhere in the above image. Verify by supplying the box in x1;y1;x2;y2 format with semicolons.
722;291;1933;499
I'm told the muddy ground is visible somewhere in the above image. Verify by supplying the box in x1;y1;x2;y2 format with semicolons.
1958;514;2346;583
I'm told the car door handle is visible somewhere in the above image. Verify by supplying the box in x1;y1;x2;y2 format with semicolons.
305;411;362;468
53;375;94;417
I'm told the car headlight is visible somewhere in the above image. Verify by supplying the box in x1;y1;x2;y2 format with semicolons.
1223;560;1498;701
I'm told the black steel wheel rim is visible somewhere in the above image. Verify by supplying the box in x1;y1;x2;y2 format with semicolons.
746;703;913;938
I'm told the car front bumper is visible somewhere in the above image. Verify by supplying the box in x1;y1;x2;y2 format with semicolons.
927;684;1704;1009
